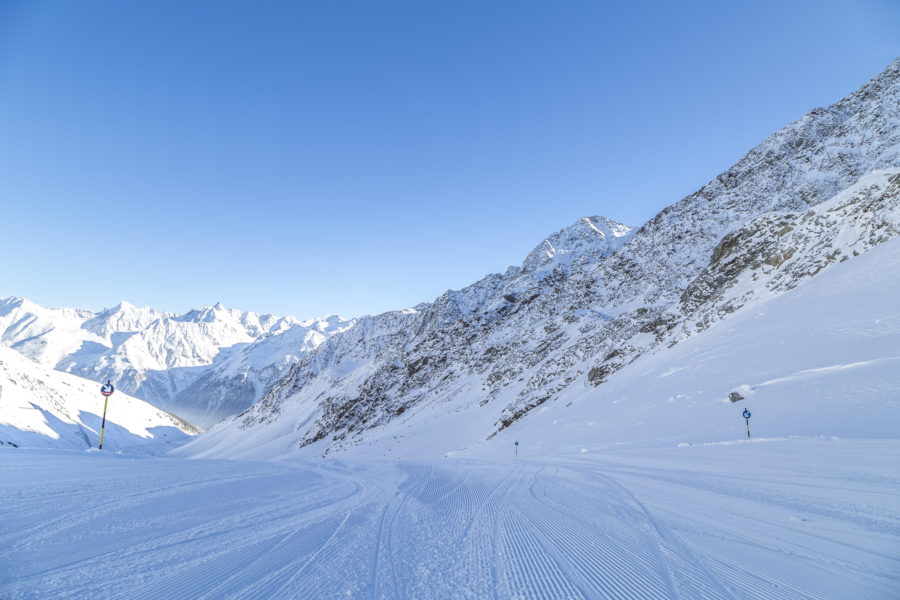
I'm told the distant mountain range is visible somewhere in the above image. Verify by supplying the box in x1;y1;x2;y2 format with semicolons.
0;297;352;428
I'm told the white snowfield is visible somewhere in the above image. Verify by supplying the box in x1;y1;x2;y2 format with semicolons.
1;440;897;599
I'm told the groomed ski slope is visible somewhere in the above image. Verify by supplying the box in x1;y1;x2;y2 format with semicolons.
2;440;897;599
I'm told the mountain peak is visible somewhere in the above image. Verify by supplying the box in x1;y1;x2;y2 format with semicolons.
522;215;633;273
0;296;28;316
81;301;167;338
581;216;634;244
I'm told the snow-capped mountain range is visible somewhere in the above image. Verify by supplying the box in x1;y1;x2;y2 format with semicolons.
180;58;900;459
0;298;352;428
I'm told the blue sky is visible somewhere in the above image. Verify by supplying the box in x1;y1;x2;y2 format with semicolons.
1;0;898;320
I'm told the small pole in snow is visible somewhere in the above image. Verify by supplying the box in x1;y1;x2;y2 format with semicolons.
514;440;519;457
742;408;751;440
99;380;115;449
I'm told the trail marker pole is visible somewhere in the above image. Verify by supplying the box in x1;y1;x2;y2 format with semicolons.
99;381;115;449
742;408;751;440
514;441;519;457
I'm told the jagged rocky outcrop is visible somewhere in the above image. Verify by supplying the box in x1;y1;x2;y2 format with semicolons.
677;169;900;330
218;58;900;456
602;167;900;383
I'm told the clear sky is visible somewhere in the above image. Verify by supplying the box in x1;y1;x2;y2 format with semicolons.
1;0;898;320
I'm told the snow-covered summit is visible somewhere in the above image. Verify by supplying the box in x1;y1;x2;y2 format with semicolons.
0;296;97;367
82;301;169;338
522;216;633;274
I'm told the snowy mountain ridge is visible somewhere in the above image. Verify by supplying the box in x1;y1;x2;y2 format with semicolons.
185;58;900;459
0;297;353;428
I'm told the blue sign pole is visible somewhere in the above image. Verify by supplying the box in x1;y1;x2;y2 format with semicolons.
99;381;115;449
514;441;519;457
742;408;751;439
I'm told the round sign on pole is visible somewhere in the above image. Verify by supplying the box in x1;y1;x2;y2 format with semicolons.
98;381;114;449
742;408;751;419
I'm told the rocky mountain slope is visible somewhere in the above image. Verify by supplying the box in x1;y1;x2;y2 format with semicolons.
0;299;352;428
190;58;900;458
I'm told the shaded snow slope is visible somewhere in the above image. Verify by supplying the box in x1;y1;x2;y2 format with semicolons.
0;346;197;453
184;59;900;460
0;298;353;428
4;441;898;599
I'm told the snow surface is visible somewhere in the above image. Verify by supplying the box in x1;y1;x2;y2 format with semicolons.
2;440;897;599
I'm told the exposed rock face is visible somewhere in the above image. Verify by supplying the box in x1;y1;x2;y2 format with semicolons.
675;170;900;335
220;59;900;455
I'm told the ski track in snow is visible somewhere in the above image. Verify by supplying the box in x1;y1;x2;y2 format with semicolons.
2;441;898;599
